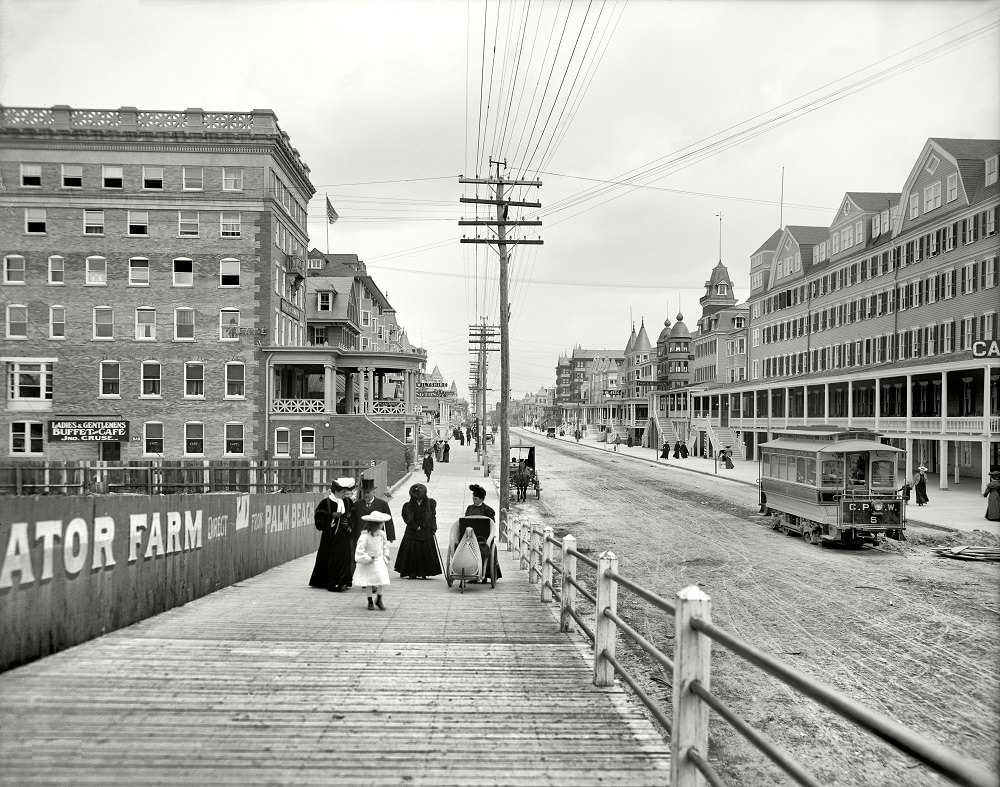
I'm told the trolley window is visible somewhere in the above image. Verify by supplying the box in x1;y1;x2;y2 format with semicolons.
870;460;894;486
820;459;843;486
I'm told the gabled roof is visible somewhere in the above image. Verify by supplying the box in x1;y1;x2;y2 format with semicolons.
751;228;783;258
785;226;829;246
844;192;900;213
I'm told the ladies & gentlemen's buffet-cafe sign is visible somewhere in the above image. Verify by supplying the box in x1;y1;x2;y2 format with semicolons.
48;420;129;442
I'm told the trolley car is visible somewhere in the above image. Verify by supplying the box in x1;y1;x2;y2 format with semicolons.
759;427;905;546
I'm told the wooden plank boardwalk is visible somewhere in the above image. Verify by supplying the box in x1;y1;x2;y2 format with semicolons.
0;540;671;785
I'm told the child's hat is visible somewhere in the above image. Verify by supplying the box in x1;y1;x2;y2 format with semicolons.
917;465;927;472
332;477;356;490
362;511;392;522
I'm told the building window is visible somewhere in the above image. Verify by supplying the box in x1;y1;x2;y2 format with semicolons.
184;423;204;455
221;212;241;237
141;361;161;397
62;164;82;188
182;167;203;190
144;422;164;455
274;428;290;456
25;208;46;233
6;305;27;338
184;363;204;397
102;165;123;188
128;210;149;236
946;173;958;202
318;292;333;311
3;255;25;284
923;182;942;212
142;166;163;190
715;283;728;295
225;423;245;455
986;156;998;187
908;194;919;220
48;256;64;284
220;308;240;340
129;258;150;286
85;256;107;285
178;211;199;237
220;259;240;287
361;310;372;327
100;361;120;396
174;308;195;340
173;259;194;286
50;306;65;339
222;168;243;190
93;306;114;339
225;363;245;398
10;422;44;455
135;307;156;340
300;428;316;457
21;164;41;187
84;209;105;235
8;361;54;405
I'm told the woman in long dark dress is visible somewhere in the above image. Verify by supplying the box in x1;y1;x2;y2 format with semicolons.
394;483;442;579
309;477;357;591
673;441;681;459
464;484;501;581
983;471;1000;521
913;465;930;506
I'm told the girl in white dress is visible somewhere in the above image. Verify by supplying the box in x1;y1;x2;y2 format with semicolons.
354;512;392;610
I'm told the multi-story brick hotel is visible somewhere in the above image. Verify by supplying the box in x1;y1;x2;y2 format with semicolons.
1;105;426;478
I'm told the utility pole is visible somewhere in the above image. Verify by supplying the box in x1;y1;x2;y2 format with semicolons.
459;161;542;525
468;320;499;469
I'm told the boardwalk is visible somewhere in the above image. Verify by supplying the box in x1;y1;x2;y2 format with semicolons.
0;442;670;786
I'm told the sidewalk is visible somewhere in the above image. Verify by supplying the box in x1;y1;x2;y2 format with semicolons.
522;428;998;537
388;439;495;523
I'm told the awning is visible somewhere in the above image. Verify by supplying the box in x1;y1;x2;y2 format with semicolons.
818;440;903;453
759;438;830;452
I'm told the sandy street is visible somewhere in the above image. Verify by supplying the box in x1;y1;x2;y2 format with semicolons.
503;432;1000;786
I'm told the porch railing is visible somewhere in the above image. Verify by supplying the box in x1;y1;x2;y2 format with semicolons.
505;517;996;787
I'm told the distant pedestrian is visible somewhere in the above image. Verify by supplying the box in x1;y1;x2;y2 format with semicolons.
673;441;681;459
394;483;442;579
721;447;734;469
434;440;443;462
626;433;633;448
354;512;391;610
660;442;670;459
353;477;396;542
679;442;689;459
983;471;1000;521
613;434;621;452
897;481;912;502
442;442;450;463
422;451;434;483
913;465;929;506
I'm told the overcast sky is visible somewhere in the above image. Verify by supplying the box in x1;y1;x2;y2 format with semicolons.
2;0;998;406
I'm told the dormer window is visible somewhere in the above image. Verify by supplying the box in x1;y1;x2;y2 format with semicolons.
715;283;727;295
986;155;998;187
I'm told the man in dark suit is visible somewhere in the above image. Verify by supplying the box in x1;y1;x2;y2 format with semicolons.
353;478;396;543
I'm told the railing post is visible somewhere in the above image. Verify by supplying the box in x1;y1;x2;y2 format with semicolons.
540;527;553;603
671;585;713;787
519;523;530;570
593;551;618;687
528;527;541;584
560;535;577;633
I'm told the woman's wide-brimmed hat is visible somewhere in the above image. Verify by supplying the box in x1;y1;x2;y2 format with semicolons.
331;477;357;491
361;511;392;522
917;466;927;472
469;484;486;498
409;482;427;497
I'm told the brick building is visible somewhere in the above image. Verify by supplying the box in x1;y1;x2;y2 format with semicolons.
1;105;313;461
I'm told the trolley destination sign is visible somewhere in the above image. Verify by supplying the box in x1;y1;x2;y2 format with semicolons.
48;420;129;442
840;499;902;527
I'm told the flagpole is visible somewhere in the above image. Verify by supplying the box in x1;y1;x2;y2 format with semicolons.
325;192;330;253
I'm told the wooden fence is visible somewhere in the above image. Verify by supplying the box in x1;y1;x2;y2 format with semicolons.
0;459;387;497
501;516;997;787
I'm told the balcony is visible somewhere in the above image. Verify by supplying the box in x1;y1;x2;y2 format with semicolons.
270;398;417;416
723;415;996;435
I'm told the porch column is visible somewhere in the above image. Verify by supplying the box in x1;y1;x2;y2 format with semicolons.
847;379;853;427
367;367;375;413
940;438;950;490
905;373;913;433
905;437;913;486
874;377;881;430
784;387;789;421
985;366;998;489
824;383;829;421
344;371;355;414
941;370;949;437
324;360;336;414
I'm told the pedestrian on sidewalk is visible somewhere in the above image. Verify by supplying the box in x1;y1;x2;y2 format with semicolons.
660;442;670;459
309;477;357;592
913;465;930;506
721;447;734;469
673;441;681;459
679;442;689;459
394;483;442;579
983;471;1000;521
626;433;633;448
613;434;621;452
465;484;501;582
354;512;392;609
422;451;434;483
443;442;450;463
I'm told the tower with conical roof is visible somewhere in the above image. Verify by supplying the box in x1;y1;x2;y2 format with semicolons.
699;261;737;319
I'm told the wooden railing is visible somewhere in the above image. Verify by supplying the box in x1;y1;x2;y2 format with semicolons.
0;459;386;496
503;516;996;787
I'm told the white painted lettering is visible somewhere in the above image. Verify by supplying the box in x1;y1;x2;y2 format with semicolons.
93;516;115;569
63;518;89;576
0;522;34;589
144;513;165;559
184;510;203;550
35;520;62;581
165;512;182;554
129;514;147;563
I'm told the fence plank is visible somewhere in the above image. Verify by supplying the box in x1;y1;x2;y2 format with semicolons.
540;527;554;603
560;535;577;634
672;584;712;787
594;551;618;687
